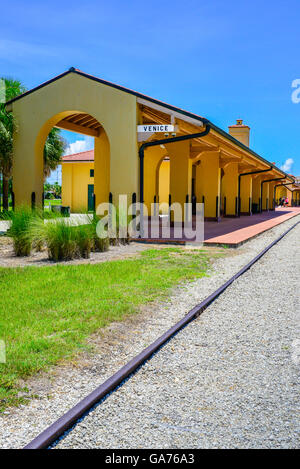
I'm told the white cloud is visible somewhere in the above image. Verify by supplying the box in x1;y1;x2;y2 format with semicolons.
280;158;294;173
64;136;94;156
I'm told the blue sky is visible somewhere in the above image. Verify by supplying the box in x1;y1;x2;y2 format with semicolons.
1;0;300;181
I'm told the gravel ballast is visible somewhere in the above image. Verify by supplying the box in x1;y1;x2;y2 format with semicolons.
0;215;299;449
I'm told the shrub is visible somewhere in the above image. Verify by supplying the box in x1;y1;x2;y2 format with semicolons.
44;220;79;261
0;210;13;221
28;215;46;252
9;206;36;256
116;206;131;245
93;236;110;252
90;215;110;252
75;224;92;258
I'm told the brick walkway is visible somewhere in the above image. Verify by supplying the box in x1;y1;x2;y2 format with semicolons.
137;207;300;247
204;207;300;246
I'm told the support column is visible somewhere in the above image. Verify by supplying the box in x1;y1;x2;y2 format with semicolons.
269;182;276;210
13;123;45;207
94;132;110;209
240;174;252;215
221;163;238;216
262;181;270;211
197;151;221;220
195;161;204;204
143;146;166;214
158;159;170;214
287;188;292;206
252;175;261;213
167;140;192;223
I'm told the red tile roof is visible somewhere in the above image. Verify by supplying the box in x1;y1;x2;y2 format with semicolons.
62;149;94;162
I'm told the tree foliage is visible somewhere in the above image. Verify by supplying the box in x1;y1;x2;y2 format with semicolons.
43;127;66;180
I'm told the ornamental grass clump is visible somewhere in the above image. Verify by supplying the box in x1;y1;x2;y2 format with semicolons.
93;235;110;252
75;224;92;258
10;206;36;256
116;206;131;245
90;215;110;252
28;209;64;253
44;220;78;261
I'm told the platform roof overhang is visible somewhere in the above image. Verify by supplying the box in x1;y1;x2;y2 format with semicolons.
55;113;101;137
5;68;294;183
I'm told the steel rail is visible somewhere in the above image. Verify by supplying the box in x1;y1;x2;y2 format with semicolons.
24;219;300;450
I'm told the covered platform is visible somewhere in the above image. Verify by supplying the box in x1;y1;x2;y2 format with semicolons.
136;207;300;247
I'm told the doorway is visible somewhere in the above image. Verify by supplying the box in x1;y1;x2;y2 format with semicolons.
88;184;94;211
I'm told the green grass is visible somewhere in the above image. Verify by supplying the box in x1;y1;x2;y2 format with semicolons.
44;199;62;211
0;247;215;411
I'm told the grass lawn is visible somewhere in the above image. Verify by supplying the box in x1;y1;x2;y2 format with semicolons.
0;247;217;411
44;199;62;211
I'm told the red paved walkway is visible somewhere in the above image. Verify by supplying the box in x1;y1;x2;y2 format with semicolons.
136;207;300;247
204;207;300;246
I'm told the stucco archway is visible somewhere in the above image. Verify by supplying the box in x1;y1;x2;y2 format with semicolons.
11;71;138;208
33;110;110;211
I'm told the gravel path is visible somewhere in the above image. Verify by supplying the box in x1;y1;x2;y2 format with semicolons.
0;215;299;449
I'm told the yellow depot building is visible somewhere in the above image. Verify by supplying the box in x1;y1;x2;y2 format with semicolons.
61;150;95;212
6;67;295;220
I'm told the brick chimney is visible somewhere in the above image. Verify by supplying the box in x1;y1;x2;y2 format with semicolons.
228;119;250;147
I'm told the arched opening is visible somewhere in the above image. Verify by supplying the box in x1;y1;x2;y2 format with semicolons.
277;186;287;199
34;110;110;213
276;186;287;205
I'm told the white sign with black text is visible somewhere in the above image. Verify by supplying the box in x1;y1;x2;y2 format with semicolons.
137;124;175;133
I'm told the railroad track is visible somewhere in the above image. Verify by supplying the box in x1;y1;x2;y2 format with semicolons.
24;220;300;449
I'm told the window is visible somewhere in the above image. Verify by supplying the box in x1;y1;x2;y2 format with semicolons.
90;169;94;177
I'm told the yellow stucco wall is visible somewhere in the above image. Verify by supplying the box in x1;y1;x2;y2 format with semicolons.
61;162;94;212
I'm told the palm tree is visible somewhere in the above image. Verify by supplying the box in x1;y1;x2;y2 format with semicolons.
0;78;24;210
0;78;66;210
43;127;66;181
